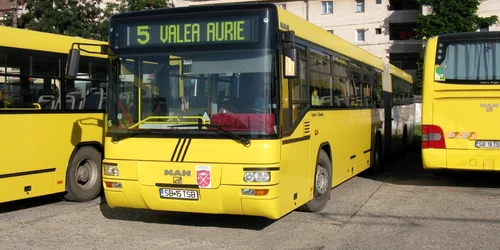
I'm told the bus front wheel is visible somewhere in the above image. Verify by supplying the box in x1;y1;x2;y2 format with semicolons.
64;146;102;202
299;149;332;213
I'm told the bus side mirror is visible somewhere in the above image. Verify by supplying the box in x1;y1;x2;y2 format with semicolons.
283;48;299;78
66;49;81;79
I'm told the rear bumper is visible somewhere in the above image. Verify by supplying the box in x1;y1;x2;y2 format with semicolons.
422;149;447;169
423;148;500;171
103;179;282;219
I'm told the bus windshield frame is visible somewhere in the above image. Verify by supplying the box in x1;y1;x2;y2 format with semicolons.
106;8;280;140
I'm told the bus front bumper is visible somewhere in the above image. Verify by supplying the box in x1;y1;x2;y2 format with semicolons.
103;179;281;219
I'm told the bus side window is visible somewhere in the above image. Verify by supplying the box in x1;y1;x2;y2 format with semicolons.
332;57;349;108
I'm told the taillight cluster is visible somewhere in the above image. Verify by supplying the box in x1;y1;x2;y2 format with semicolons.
422;125;446;149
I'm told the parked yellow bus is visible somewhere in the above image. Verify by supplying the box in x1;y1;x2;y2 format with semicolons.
67;3;414;219
422;31;500;172
0;26;108;203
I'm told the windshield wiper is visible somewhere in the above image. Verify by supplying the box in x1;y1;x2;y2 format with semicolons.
110;124;251;146
169;124;251;146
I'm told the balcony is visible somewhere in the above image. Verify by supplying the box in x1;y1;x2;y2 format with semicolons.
386;0;420;23
388;22;422;54
386;9;420;23
389;40;423;54
388;0;420;11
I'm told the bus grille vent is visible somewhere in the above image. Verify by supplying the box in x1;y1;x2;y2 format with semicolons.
304;121;311;136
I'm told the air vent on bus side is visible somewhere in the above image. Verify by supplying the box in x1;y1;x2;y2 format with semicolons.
304;121;311;136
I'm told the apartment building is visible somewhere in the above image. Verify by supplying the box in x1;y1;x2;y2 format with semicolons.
0;0;14;22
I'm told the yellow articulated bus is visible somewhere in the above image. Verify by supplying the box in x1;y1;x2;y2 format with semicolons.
0;26;108;203
66;3;414;219
422;31;500;172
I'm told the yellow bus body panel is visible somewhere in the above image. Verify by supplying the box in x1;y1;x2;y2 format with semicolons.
104;110;378;219
103;136;283;219
0;113;105;203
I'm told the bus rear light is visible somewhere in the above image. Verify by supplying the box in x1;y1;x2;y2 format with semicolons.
105;182;122;188
241;189;269;196
422;124;446;149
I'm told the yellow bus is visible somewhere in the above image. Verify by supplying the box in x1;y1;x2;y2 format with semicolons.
66;3;415;219
422;31;500;172
0;26;108;203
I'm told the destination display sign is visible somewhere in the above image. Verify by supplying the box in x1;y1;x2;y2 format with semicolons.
123;15;260;48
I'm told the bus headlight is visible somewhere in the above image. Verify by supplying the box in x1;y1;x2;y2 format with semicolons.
243;172;270;182
104;164;119;176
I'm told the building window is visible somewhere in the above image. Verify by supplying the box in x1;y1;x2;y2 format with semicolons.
375;28;382;34
356;0;365;12
321;1;333;14
356;29;365;42
276;3;286;9
376;0;381;4
327;30;334;34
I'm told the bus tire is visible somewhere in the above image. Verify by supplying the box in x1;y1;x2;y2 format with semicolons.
299;149;332;213
368;135;383;174
402;128;408;154
64;146;102;202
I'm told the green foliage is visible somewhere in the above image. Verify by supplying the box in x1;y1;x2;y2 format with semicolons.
3;0;103;39
1;0;173;41
413;0;499;94
96;0;173;40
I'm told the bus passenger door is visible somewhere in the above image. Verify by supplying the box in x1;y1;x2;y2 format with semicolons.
280;55;312;211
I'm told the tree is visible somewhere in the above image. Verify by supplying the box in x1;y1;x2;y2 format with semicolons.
2;0;103;40
413;0;499;94
1;0;173;41
96;0;174;40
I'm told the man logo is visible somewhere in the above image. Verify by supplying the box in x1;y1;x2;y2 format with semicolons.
480;103;498;112
173;177;182;184
164;169;191;176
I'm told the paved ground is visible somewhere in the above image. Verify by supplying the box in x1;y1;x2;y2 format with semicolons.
2;149;500;250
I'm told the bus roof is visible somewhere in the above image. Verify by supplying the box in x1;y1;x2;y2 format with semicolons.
276;7;384;71
110;2;272;20
108;3;412;82
435;31;500;41
389;63;413;83
0;26;107;58
109;3;382;71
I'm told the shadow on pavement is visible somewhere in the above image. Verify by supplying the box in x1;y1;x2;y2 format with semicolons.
0;194;65;214
361;138;500;189
98;196;275;230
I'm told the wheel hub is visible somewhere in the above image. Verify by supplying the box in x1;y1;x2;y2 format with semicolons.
75;159;97;190
315;165;329;195
77;163;90;183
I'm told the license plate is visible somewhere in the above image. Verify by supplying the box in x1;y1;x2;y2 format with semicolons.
159;188;199;200
475;140;500;148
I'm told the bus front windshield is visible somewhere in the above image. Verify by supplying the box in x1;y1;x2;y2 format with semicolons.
107;49;278;137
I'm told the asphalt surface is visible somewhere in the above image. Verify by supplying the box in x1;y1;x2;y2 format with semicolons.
2;148;500;250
